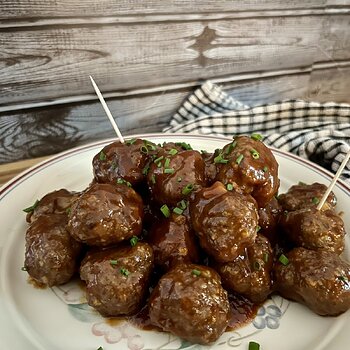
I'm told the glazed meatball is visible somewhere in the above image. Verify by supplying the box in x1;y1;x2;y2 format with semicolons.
80;243;153;316
216;234;273;303
274;247;350;316
215;136;279;207
147;148;206;206
93;139;158;186
278;182;337;211
25;189;78;223
280;207;346;254
258;197;282;243
24;214;82;287
190;181;258;263
201;149;220;185
149;263;230;344
68;183;143;246
148;213;199;271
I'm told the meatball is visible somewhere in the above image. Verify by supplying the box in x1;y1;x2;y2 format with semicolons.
24;214;82;287
149;263;230;344
68;183;143;246
278;182;337;211
274;247;350;316
25;189;78;223
80;243;153;316
258;197;282;243
280;207;346;254
201;149;220;185
215;136;279;207
147;148;206;206
148;213;199;271
216;234;273;303
93;139;158;186
190;181;258;263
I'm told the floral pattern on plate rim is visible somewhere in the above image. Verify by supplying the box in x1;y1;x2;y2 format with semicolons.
52;282;289;349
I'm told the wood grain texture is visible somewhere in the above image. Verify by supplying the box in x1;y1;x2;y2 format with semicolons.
1;1;350;164
1;64;349;164
0;1;341;19
1;15;350;109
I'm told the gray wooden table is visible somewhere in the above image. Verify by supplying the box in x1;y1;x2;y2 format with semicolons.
1;0;350;164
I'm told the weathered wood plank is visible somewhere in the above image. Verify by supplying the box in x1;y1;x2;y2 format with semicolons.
1;15;349;108
0;1;333;19
4;10;350;29
1;64;349;164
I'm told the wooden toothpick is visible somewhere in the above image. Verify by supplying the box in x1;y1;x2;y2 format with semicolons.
89;76;125;143
317;149;350;210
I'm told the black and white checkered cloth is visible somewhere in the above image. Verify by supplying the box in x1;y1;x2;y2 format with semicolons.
164;81;350;183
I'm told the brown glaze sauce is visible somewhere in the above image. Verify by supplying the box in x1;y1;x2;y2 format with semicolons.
106;317;125;327
27;276;47;289
226;293;261;331
108;292;260;333
128;303;162;331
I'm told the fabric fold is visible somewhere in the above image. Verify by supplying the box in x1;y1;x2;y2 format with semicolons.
164;81;350;183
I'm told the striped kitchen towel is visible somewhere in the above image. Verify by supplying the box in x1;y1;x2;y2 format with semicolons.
163;81;350;183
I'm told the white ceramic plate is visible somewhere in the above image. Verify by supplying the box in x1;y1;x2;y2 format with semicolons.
0;134;349;350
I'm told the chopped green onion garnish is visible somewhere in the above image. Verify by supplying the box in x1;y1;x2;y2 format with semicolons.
253;261;262;271
279;254;289;266
120;268;130;276
263;253;269;263
182;184;194;195
256;225;261;232
168;148;178;155
192;269;201;276
164;158;171;168
160;204;170;218
99;150;107;161
154;156;164;164
66;207;71;215
140;145;149;154
338;275;349;283
225;141;237;155
312;197;320;205
173;207;183;215
144;140;157;151
164;168;175;174
250;149;260;160
248;341;260;350
236;154;244;165
226;183;233;191
151;174;156;184
251;133;263;141
298;181;307;186
23;199;39;213
117;178;132;187
142;163;150;175
263;166;268;173
177;177;182;182
97;347;104;350
21;266;27;271
175;142;192;150
178;200;187;210
126;138;137;145
214;153;229;164
130;236;139;247
110;260;119;267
